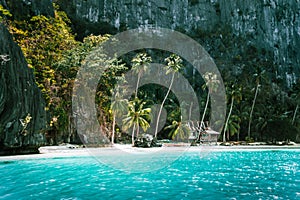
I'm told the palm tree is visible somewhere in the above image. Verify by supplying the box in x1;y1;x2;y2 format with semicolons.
123;98;151;145
248;69;266;139
199;72;220;135
291;82;300;125
292;105;299;125
154;54;183;138
224;114;241;141
164;116;190;141
223;84;242;142
110;89;128;144
131;53;152;98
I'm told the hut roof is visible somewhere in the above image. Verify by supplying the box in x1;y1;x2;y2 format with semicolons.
204;127;220;135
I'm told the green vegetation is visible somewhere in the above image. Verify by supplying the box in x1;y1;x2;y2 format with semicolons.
1;3;299;145
165;117;190;141
7;5;78;143
110;88;128;144
200;72;220;131
223;83;242;142
0;4;12;23
19;113;32;136
131;53;152;98
123;98;151;145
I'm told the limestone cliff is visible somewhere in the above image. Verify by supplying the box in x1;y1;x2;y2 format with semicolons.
55;0;300;85
1;0;54;20
0;24;47;155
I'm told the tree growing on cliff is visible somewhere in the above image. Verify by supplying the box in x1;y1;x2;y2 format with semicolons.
0;4;12;24
7;5;78;142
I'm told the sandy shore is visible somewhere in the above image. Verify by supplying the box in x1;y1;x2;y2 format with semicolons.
0;144;299;161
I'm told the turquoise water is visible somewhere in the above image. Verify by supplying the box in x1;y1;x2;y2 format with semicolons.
0;150;299;200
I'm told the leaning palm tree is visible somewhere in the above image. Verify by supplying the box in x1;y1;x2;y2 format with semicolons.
154;54;183;138
291;82;300;125
292;103;299;126
248;69;266;139
223;83;242;142
224;114;241;141
199;72;220;139
110;89;128;144
131;53;152;98
123;98;151;146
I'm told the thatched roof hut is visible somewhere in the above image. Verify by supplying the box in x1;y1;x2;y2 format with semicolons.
201;127;220;144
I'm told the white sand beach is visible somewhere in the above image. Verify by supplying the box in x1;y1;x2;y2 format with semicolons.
0;144;299;161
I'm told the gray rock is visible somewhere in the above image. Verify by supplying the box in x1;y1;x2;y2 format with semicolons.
1;0;54;20
56;0;300;84
0;24;47;155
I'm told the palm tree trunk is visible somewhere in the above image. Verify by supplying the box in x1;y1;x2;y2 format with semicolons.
154;73;175;138
189;102;193;121
132;123;136;146
197;94;210;141
227;130;229;141
66;115;71;143
136;122;140;137
292;104;298;125
223;98;234;142
248;83;259;139
112;114;115;145
135;72;141;98
237;124;240;141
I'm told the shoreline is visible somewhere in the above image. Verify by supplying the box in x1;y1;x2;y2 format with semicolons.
0;144;299;161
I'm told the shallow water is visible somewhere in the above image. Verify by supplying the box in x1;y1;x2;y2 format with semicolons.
0;150;299;199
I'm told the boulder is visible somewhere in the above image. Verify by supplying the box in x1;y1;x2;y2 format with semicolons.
134;134;162;148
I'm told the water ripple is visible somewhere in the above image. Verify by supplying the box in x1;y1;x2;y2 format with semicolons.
0;151;299;199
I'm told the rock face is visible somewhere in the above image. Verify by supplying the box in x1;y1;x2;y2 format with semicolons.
56;0;300;85
0;24;47;155
1;0;54;20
